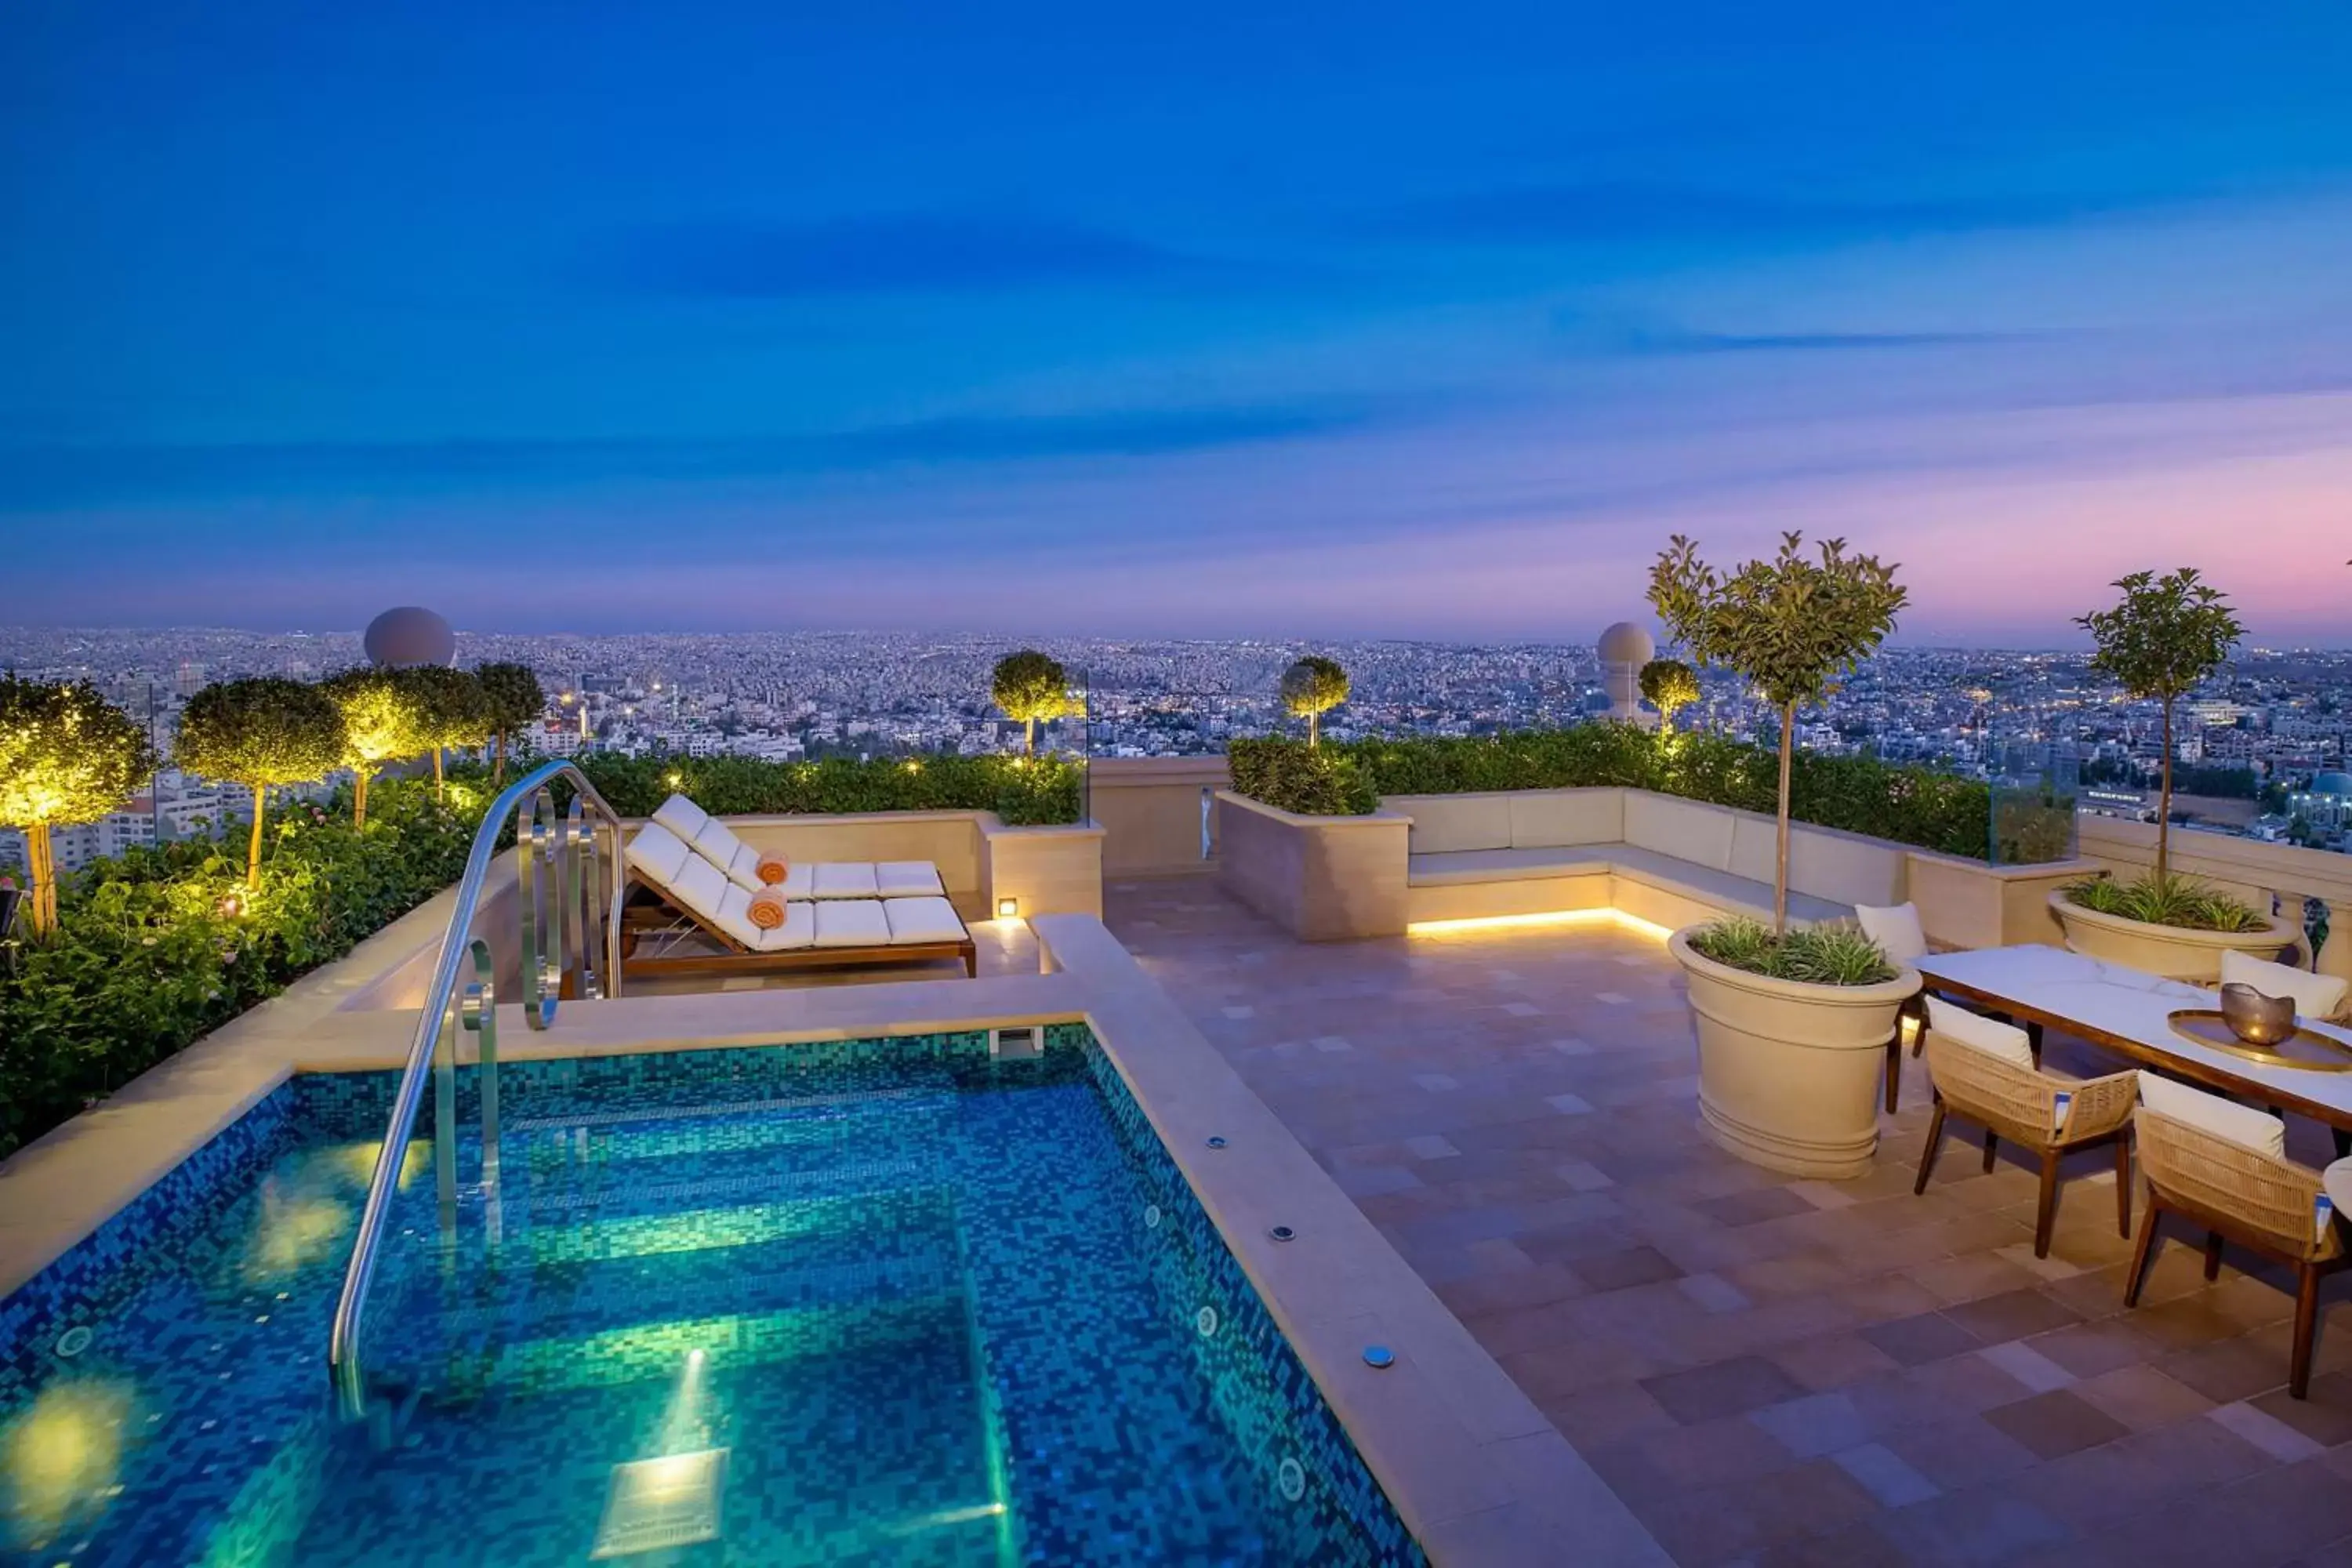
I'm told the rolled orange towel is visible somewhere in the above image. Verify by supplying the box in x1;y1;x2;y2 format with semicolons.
756;853;790;886
746;891;788;930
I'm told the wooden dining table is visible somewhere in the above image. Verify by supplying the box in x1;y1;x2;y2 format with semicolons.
1914;945;2352;1156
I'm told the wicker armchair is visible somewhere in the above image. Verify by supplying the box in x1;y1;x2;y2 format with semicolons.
2129;1107;2347;1399
1915;1030;2138;1258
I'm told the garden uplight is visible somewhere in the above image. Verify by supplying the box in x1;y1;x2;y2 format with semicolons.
218;892;246;920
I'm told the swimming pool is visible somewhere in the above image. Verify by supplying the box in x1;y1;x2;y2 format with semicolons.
0;1026;1422;1566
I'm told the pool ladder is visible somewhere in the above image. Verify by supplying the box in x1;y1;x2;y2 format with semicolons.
327;760;630;1417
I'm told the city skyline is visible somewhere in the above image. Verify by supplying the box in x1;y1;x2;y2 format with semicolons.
6;3;2350;639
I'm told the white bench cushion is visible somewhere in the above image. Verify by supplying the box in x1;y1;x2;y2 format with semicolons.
1926;996;2035;1068
875;861;946;898
811;862;880;899
652;793;710;844
716;887;815;951
813;899;892;948
1623;792;1736;871
626;822;695;887
884;896;967;945
2140;1074;2287;1158
2220;950;2347;1022
1408;846;1615;887
1399;794;1512;855
1508;789;1622;848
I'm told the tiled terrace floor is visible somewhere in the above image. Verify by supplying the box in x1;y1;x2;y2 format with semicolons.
1103;876;2352;1568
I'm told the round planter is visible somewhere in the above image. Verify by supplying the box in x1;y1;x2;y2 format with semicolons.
1668;928;1921;1181
2046;891;2297;982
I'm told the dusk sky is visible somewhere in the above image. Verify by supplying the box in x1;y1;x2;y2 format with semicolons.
5;2;2348;644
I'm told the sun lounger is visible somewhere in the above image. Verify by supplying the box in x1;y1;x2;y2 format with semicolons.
649;794;947;900
620;821;976;978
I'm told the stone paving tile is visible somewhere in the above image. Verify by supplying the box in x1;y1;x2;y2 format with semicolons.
1099;879;2352;1568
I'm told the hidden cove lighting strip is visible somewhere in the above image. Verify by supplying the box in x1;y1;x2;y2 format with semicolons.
1403;907;1674;942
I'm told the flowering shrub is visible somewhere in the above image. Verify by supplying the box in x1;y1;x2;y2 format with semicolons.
0;775;487;1157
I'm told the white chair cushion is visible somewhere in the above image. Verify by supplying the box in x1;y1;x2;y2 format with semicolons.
812;899;891;948
1857;902;1929;965
884;896;967;945
875;861;946;898
773;862;813;899
625;822;695;887
652;794;709;843
2139;1073;2288;1159
811;862;880;899
691;815;751;869
1926;996;2035;1068
2220;950;2347;1022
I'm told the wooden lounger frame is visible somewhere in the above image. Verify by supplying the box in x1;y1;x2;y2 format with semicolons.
619;879;978;980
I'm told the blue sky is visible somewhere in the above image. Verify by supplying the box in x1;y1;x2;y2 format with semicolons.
5;2;2349;641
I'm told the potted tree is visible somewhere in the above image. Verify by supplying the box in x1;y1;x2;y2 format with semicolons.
1638;656;1700;736
1279;656;1349;747
397;665;493;800
990;650;1070;754
175;677;347;890
2054;568;2293;977
321;667;426;826
0;678;157;936
1649;532;1922;1178
476;662;546;786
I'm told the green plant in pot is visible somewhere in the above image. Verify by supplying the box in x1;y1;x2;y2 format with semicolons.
2054;568;2291;978
1646;531;1922;1178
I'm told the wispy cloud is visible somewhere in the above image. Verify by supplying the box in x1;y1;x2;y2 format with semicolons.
1558;316;2051;357
0;401;1375;511
593;212;1250;297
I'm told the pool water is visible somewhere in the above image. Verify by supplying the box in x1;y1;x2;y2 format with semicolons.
0;1029;1421;1566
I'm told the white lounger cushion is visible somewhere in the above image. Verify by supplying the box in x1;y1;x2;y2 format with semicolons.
713;887;814;952
813;899;892;948
687;816;764;891
811;862;880;899
652;793;710;844
2220;949;2348;1022
626;822;697;886
1926;996;2035;1069
884;896;967;945
2139;1073;2288;1159
875;861;946;898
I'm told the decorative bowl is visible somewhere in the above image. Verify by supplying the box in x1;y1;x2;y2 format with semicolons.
2219;982;2297;1046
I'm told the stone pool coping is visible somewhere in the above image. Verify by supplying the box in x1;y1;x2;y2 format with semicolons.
0;903;1665;1567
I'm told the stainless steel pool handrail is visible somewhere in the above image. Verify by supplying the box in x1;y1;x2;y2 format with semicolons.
327;760;628;1414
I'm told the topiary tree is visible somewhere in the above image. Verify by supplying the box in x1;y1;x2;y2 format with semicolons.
475;662;546;786
1650;532;1907;932
990;650;1069;754
1639;657;1701;736
2076;568;2244;883
1279;655;1350;748
397;666;493;800
175;677;347;889
0;678;157;936
320;667;426;827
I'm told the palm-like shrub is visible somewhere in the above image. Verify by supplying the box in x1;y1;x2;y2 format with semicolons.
2064;872;2267;933
1639;657;1700;735
1650;532;1907;933
0;678;157;935
990;650;1070;754
397;666;493;800
475;662;546;785
321;667;427;826
174;678;347;887
1687;917;1898;986
1280;656;1349;748
2075;568;2244;883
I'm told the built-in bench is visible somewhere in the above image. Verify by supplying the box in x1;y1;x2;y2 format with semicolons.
1396;788;1906;929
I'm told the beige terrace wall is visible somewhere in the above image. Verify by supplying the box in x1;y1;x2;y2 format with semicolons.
2077;815;2351;982
1088;755;1226;875
1215;791;1412;940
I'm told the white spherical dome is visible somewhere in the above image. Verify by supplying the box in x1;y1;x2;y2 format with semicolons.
363;606;456;668
1597;621;1655;666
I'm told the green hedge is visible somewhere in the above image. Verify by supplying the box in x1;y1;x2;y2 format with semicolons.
571;751;1083;827
1232;724;2055;862
0;775;488;1158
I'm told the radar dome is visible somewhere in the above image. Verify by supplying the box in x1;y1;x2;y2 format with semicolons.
1597;622;1656;666
363;606;456;669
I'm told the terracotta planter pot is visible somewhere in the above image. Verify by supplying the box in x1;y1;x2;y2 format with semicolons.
2046;891;2297;982
1669;928;1920;1180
